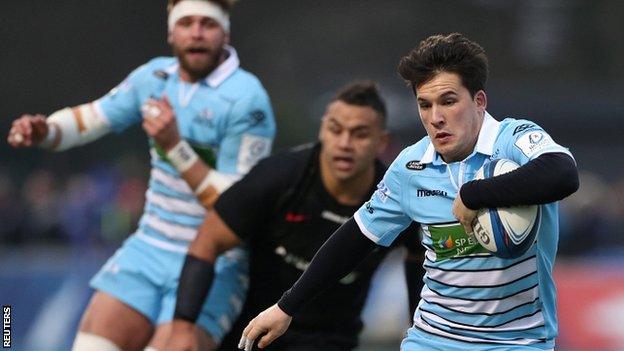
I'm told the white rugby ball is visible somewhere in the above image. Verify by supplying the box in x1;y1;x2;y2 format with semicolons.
472;159;540;259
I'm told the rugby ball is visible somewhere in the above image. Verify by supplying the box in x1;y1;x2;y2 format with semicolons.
472;159;540;259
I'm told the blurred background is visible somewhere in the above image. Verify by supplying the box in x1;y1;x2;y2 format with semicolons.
1;1;623;350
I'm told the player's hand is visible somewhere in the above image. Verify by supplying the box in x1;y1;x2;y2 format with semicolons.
7;114;49;148
239;304;292;350
165;320;199;351
142;96;181;152
452;192;477;235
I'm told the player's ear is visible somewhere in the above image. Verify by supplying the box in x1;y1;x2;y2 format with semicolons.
167;32;173;45
474;90;487;111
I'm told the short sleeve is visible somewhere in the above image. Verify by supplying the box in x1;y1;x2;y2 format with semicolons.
94;64;151;133
354;150;413;247
502;119;574;166
214;155;285;240
215;88;276;175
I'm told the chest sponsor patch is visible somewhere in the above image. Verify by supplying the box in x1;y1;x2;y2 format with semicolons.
428;223;488;261
514;131;557;158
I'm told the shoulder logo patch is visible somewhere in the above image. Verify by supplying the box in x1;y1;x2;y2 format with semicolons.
153;70;169;79
513;123;537;135
249;110;267;126
406;160;426;170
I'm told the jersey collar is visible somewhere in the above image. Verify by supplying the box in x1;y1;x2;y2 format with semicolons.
420;111;500;165
205;45;240;88
167;45;240;88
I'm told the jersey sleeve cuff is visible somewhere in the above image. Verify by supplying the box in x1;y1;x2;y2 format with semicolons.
353;211;381;244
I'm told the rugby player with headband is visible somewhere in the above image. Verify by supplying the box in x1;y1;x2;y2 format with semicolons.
7;1;275;350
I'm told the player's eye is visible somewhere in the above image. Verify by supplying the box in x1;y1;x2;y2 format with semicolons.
418;102;431;109
443;99;456;106
328;125;341;134
202;18;220;29
178;18;193;27
353;131;370;139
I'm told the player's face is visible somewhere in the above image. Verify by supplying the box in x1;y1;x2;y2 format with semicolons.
416;72;486;163
319;101;389;183
168;15;229;81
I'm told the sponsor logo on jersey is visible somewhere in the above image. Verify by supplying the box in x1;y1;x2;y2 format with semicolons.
428;223;488;261
321;210;349;224
438;236;455;249
513;123;538;135
365;201;374;214
417;189;448;197
406;160;426;170
274;246;309;271
274;245;359;284
375;181;391;203
285;212;309;222
153;70;169;79
249;110;267;126
514;131;558;158
237;134;272;173
529;132;544;144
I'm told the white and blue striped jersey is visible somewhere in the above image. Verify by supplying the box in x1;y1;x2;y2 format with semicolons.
94;46;276;252
354;113;572;348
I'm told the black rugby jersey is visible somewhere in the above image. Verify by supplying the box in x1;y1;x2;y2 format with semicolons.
215;143;419;350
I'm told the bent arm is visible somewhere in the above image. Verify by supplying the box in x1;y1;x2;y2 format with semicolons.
460;152;579;210
165;142;242;209
11;103;112;151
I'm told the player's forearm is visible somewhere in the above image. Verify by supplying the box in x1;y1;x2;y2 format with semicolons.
460;152;579;210
175;213;244;324
174;254;216;323
277;218;377;316
43;103;111;151
165;140;241;209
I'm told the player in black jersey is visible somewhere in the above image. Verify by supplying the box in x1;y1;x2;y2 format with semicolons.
167;81;424;351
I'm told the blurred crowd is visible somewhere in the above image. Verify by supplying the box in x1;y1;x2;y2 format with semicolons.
2;153;623;257
0;153;147;248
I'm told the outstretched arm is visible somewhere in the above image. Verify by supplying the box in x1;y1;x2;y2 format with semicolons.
7;103;111;150
239;218;377;350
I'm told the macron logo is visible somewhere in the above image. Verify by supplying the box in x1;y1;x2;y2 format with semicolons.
417;189;448;197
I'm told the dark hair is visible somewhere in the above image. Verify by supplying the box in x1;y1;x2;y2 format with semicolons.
332;81;387;128
167;0;235;12
397;33;488;96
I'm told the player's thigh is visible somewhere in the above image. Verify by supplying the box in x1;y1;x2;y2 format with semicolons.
148;322;217;351
78;291;154;351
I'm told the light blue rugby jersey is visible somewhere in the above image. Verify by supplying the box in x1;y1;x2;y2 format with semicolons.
354;113;572;348
93;46;276;251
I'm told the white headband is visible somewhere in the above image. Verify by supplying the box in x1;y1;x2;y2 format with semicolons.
168;0;230;33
